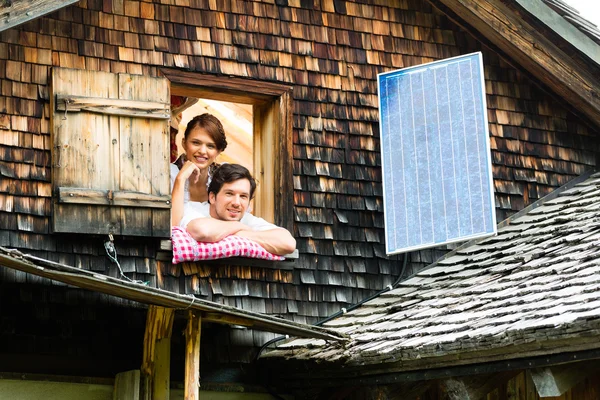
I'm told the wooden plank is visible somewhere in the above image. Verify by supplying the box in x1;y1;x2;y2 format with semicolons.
118;73;170;237
52;68;121;235
162;68;291;99
57;187;170;208
146;77;171;238
253;100;276;225
141;306;174;400
201;312;258;326
278;90;294;232
436;0;600;124
113;370;140;400
1;248;346;341
53;203;121;235
0;0;79;32
56;94;170;119
184;311;201;400
52;68;118;191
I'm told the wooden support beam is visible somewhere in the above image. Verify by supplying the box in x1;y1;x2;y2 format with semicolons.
56;94;170;119
439;371;518;400
529;360;600;397
57;187;171;208
114;370;140;400
435;0;600;125
141;306;175;400
184;311;202;400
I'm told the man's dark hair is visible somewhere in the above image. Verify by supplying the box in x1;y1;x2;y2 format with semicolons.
207;164;257;201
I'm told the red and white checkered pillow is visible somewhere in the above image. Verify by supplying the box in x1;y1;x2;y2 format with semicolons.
172;226;285;264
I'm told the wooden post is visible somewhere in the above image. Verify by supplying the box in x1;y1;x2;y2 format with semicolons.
141;305;175;400
184;311;202;400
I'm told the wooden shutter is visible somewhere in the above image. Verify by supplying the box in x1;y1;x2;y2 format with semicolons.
51;68;171;237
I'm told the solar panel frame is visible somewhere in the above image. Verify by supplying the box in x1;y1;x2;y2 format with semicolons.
378;52;497;255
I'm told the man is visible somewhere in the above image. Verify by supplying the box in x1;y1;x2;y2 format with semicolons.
180;164;296;256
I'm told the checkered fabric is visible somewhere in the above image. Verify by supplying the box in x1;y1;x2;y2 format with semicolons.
172;226;285;264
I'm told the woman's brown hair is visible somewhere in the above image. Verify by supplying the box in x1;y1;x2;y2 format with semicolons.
184;113;228;151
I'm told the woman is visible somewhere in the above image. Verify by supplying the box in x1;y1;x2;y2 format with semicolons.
171;113;227;227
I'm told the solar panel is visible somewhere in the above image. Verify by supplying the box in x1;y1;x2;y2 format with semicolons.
378;52;496;255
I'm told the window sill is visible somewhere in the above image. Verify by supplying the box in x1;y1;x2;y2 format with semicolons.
157;240;298;270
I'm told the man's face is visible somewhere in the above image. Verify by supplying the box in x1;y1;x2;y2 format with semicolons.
208;179;251;221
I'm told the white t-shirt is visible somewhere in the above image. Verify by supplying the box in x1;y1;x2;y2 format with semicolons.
180;201;277;232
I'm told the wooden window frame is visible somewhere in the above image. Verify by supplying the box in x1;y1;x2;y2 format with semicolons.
160;69;294;232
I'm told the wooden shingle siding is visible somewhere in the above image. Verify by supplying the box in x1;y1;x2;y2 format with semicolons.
0;0;598;364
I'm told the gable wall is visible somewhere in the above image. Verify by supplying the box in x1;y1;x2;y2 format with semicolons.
0;0;598;363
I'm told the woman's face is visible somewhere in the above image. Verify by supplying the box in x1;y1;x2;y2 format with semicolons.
183;127;221;171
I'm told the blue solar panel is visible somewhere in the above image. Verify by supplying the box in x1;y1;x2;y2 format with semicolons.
378;52;496;255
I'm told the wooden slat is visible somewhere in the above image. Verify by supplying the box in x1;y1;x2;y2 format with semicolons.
57;187;170;208
253;100;277;225
118;74;159;235
436;0;600;124
56;94;170;119
278;90;294;233
184;311;201;400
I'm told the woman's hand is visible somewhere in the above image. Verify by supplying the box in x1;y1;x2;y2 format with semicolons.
177;161;200;184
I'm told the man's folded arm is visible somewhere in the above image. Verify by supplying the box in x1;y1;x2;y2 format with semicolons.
236;228;296;256
186;218;246;242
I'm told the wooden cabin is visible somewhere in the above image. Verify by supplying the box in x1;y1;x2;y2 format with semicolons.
1;0;600;398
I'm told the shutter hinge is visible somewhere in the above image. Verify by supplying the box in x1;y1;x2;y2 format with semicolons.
107;190;114;203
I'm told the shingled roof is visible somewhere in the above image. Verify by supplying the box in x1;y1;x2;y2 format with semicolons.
263;169;600;372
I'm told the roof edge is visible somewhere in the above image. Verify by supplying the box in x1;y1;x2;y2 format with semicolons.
262;343;600;388
515;0;600;66
0;0;80;33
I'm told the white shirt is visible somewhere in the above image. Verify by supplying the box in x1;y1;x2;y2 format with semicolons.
170;163;191;203
180;201;277;232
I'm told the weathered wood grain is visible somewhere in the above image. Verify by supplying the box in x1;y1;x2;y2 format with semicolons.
56;94;170;119
141;306;174;400
51;68;170;237
184;311;201;400
0;0;79;33
57;187;170;208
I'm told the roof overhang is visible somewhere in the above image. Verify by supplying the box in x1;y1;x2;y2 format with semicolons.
432;0;600;125
0;247;345;342
0;0;80;32
515;0;600;66
262;339;600;389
